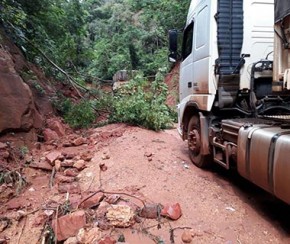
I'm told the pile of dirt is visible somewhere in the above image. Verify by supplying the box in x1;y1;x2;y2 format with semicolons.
0;124;186;244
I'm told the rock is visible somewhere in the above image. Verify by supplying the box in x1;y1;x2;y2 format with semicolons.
139;204;160;219
44;210;54;217
105;194;120;204
43;128;59;142
45;151;61;165
77;227;101;244
98;236;117;244
106;205;135;227
101;154;110;160
96;201;110;218
80;192;104;209
97;219;110;230
47;118;65;137
99;131;112;139
161;203;182;220
55;174;75;184
144;152;152;157
0;49;43;133
55;160;62;171
0;142;7;149
73;160;86;171
81;153;93;162
99;163;108;172
30;160;53;171
58;182;81;194
63;153;76;160
63;141;73;147
73;137;86;146
61;160;74;167
64;237;78;244
64;168;79;177
52;210;86;242
181;230;193;243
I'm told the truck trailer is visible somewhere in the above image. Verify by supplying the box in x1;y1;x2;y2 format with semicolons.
169;0;290;204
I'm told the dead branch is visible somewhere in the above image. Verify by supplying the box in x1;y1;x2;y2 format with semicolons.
55;206;59;244
17;216;27;244
49;167;56;189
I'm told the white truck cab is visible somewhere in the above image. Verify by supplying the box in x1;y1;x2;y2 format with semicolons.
167;1;290;204
175;0;274;139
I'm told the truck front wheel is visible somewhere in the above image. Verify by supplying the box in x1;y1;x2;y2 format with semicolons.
187;115;211;168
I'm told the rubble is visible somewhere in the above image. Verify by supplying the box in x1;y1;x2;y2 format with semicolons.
77;227;102;244
73;159;86;170
161;203;182;220
73;137;86;146
46;118;66;137
139;203;161;219
64;168;79;177
45;151;61;165
43;128;59;142
105;194;120;204
181;230;193;243
61;160;74;167
106;205;135;227
55;174;76;184
29;160;53;171
52;210;86;241
58;182;81;194
79;192;104;209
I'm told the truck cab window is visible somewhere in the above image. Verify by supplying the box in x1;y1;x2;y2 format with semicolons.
182;22;194;60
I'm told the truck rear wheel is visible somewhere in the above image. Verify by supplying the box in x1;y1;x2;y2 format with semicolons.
187;115;212;168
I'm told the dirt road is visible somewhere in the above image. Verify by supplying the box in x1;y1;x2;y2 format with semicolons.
1;124;290;243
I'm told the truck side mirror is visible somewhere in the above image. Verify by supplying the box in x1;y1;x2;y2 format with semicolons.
168;29;178;63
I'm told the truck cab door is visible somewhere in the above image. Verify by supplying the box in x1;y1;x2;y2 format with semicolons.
179;21;194;101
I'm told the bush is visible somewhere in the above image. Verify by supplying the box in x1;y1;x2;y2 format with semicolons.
111;71;174;131
64;100;95;129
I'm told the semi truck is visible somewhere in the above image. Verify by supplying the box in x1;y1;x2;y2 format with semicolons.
168;0;290;204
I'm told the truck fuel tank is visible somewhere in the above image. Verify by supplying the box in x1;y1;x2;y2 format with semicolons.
237;123;290;204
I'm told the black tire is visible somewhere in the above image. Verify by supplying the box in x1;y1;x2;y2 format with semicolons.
187;115;212;168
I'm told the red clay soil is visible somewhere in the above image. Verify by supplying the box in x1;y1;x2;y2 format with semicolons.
0;123;290;243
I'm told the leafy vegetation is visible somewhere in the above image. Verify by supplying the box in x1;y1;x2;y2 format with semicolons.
0;0;188;130
64;100;95;129
111;71;174;131
0;0;188;80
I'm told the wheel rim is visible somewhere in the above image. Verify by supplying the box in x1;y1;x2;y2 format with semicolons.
188;128;201;155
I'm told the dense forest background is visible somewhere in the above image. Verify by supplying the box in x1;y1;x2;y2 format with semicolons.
0;0;189;131
0;0;188;80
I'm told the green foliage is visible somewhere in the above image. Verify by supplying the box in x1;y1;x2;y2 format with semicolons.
1;0;188;81
64;100;95;129
111;71;174;131
19;146;29;159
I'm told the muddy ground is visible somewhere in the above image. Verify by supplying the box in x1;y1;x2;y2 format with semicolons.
1;123;290;244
